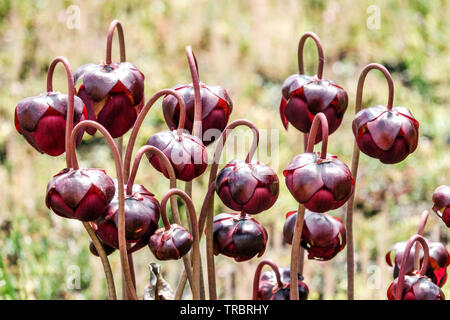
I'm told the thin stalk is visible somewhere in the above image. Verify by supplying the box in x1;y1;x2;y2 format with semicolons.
414;210;429;270
298;133;308;274
252;259;283;300
395;234;429;300
70;120;138;300
297;32;324;79
106;20;126;64
175;182;216;299
127;145;195;292
290;113;328;300
47;57;117;300
160;189;202;300
205;119;259;299
345;63;394;300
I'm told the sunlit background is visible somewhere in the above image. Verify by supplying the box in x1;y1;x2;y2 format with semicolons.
0;0;449;300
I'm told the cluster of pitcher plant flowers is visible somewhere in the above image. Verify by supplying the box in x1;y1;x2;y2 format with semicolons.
13;20;448;300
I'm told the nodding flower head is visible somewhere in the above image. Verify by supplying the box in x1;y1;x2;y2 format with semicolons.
283;210;346;261
148;224;193;260
352;105;419;164
280;74;348;143
15;92;87;156
432;185;450;227
284;152;354;213
258;267;309;300
74;62;144;138
96;183;160;254
387;274;445;300
162;82;233;146
145;130;208;182
46;168;115;221
212;212;268;262
216;159;279;214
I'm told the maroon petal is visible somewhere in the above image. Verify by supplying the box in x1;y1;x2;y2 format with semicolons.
81;64;119;101
32;114;67;156
303;189;337;212
366;111;404;151
77;84;97;135
352;105;386;136
47;192;74;218
228;166;259;204
217;185;242;211
284;96;312;133
290;163;324;203
303;81;338;114
74;191;108;221
320;160;354;202
242;187;277;214
53;171;93;208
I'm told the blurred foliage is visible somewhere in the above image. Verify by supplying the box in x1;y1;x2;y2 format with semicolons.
0;0;449;300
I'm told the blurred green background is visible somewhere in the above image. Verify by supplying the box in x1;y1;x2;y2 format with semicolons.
0;0;449;300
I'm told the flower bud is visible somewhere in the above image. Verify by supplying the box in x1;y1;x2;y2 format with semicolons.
216;159;279;214
258;267;309;300
432;185;450;227
149;224;193;260
387;274;444;300
46;168;115;221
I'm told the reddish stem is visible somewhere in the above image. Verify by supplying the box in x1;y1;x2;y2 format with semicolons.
252;259;284;300
160;189;202;300
289;203;306;300
46;56;75;168
185;46;202;139
345;63;395;300
298;32;324;79
205;119;259;299
395;234;430;300
305;112;328;159
69;120;138;300
123;89;186;181
414;210;430;270
106;20;126;64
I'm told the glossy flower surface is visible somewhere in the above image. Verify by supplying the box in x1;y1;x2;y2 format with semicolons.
216;159;279;214
146;130;208;182
283;210;346;261
280;74;348;143
257;267;309;300
46;168;115;221
149;224;193;260
212;213;267;262
15;92;86;156
387;274;444;300
386;239;450;287
284;152;354;212
96;183;160;254
432;185;450;227
89;239;116;257
162;82;233;146
352;105;419;164
74;62;144;138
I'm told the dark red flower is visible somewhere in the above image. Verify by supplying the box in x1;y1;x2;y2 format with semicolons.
145;130;208;182
283;152;354;212
162;83;233;146
387;273;444;300
212;212;268;262
74;62;144;138
432;185;450;227
280;74;348;143
96;183;160;254
46;168;115;221
258;267;309;300
386;239;450;287
215;159;279;214
15;92;87;156
89;239;116;257
148;224;193;260
352;105;419;164
283;210;346;261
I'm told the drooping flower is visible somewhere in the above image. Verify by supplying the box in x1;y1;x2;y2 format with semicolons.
387;273;445;300
149;224;193;260
432;185;450;227
216;159;279;214
257;267;309;300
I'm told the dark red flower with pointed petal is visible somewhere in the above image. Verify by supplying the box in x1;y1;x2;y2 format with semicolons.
15;92;87;156
46;168;115;221
432;185;450;227
96;183;160;254
216;159;279;214
212;212;268;262
258;267;309;300
148;224;193;260
352;105;419;164
283;152;354;212
145;130;208;182
74;62;144;138
387;273;445;300
386;239;450;287
283;210;346;261
162;83;233;146
89;239;116;257
280;74;348;143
